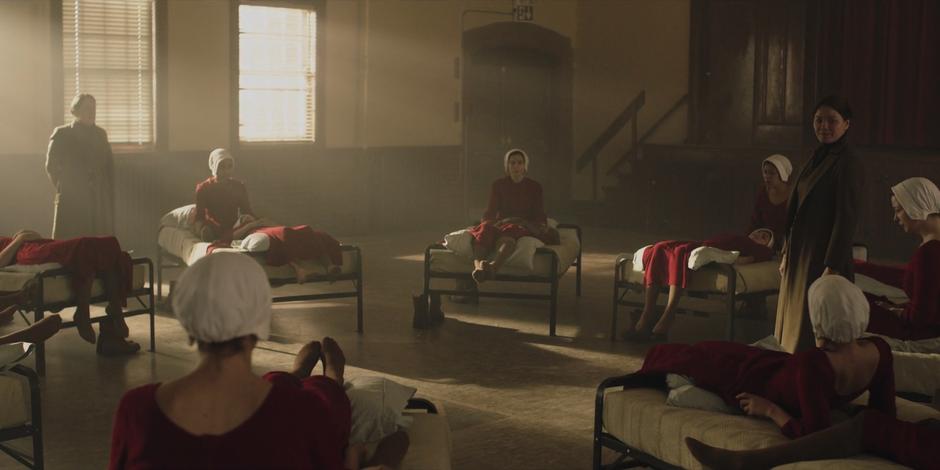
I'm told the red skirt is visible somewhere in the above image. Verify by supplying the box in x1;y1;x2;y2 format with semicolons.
642;240;703;288
11;237;132;305
861;409;940;469
468;221;559;251
255;226;343;267
865;294;940;341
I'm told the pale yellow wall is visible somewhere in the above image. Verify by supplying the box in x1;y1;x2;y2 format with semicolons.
166;0;232;151
0;0;54;155
572;0;690;200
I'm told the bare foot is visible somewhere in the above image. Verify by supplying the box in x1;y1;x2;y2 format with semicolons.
321;336;346;386
471;268;487;285
292;263;313;285
291;340;322;379
73;307;96;344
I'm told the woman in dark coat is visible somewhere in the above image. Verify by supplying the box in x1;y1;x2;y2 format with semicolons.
775;95;863;352
45;94;115;239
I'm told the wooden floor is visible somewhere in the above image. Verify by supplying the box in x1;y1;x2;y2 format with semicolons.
0;227;776;470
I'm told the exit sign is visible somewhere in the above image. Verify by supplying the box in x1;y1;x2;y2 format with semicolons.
513;0;534;22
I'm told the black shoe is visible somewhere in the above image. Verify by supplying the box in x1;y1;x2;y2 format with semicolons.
412;294;431;329
428;293;445;325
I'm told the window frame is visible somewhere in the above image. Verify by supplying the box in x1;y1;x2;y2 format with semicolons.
51;0;166;155
232;0;324;150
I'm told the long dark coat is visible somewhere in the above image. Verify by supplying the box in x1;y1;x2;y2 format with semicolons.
775;138;863;352
45;122;115;239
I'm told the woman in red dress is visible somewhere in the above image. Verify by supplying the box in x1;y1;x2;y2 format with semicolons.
750;154;792;250
250;225;343;282
855;177;940;340
469;149;559;284
0;230;139;354
637;275;894;439
109;253;404;470
191;148;256;243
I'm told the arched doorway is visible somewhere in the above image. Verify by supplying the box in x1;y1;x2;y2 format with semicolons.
462;22;572;220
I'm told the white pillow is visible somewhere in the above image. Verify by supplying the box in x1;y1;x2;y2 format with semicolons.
345;376;417;444
687;246;740;271
160;204;196;229
442;229;473;260
633;245;653;272
751;335;786;352
665;374;740;414
0;262;63;273
238;232;270;252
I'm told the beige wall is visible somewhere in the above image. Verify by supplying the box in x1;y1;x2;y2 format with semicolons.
572;0;691;200
0;0;54;155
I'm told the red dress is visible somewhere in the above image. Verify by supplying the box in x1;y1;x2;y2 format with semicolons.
254;226;343;268
855;240;940;340
469;176;558;250
642;234;775;288
109;372;350;470
748;186;788;251
194;177;254;242
638;337;895;438
861;409;940;470
0;236;132;304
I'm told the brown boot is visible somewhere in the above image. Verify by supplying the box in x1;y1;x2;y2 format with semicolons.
96;321;140;356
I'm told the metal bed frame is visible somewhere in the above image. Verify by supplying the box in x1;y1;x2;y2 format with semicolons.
612;253;775;341
422;224;582;337
593;372;678;470
28;257;156;376
157;245;365;332
0;347;43;470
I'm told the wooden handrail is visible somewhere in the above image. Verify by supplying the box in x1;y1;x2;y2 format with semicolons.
575;91;645;171
606;93;688;176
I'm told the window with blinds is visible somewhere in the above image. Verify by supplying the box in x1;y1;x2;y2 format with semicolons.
62;0;155;146
238;4;317;143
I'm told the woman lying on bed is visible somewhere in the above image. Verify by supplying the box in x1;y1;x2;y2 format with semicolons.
638;275;895;439
854;177;940;341
193;148;344;281
621;156;791;341
622;229;776;341
0;230;139;355
469;149;559;284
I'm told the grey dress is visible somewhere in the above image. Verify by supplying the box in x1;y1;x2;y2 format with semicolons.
774;137;862;352
45;122;115;239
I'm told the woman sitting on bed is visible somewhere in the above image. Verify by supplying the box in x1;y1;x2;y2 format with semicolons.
639;275;895;439
854;177;940;340
0;230;139;355
751;154;793;250
191;148;256;243
469;149;559;284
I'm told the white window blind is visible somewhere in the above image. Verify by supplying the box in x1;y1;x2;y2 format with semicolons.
239;4;317;143
62;0;155;145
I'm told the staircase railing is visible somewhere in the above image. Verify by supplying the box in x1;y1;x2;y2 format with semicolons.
575;91;688;200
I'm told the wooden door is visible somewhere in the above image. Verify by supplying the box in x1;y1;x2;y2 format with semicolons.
464;48;555;221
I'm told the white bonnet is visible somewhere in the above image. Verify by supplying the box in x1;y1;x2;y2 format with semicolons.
172;252;272;343
891;177;940;221
208;148;234;177
808;275;869;344
762;154;793;183
503;148;529;173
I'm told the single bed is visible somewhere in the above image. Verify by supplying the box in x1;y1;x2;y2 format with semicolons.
422;224;582;336
612;251;780;341
157;225;364;332
0;258;156;376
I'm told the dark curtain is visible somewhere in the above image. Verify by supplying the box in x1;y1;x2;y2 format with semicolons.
816;0;940;147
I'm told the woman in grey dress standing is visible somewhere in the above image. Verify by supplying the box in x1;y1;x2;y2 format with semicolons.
45;94;115;239
776;95;863;352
